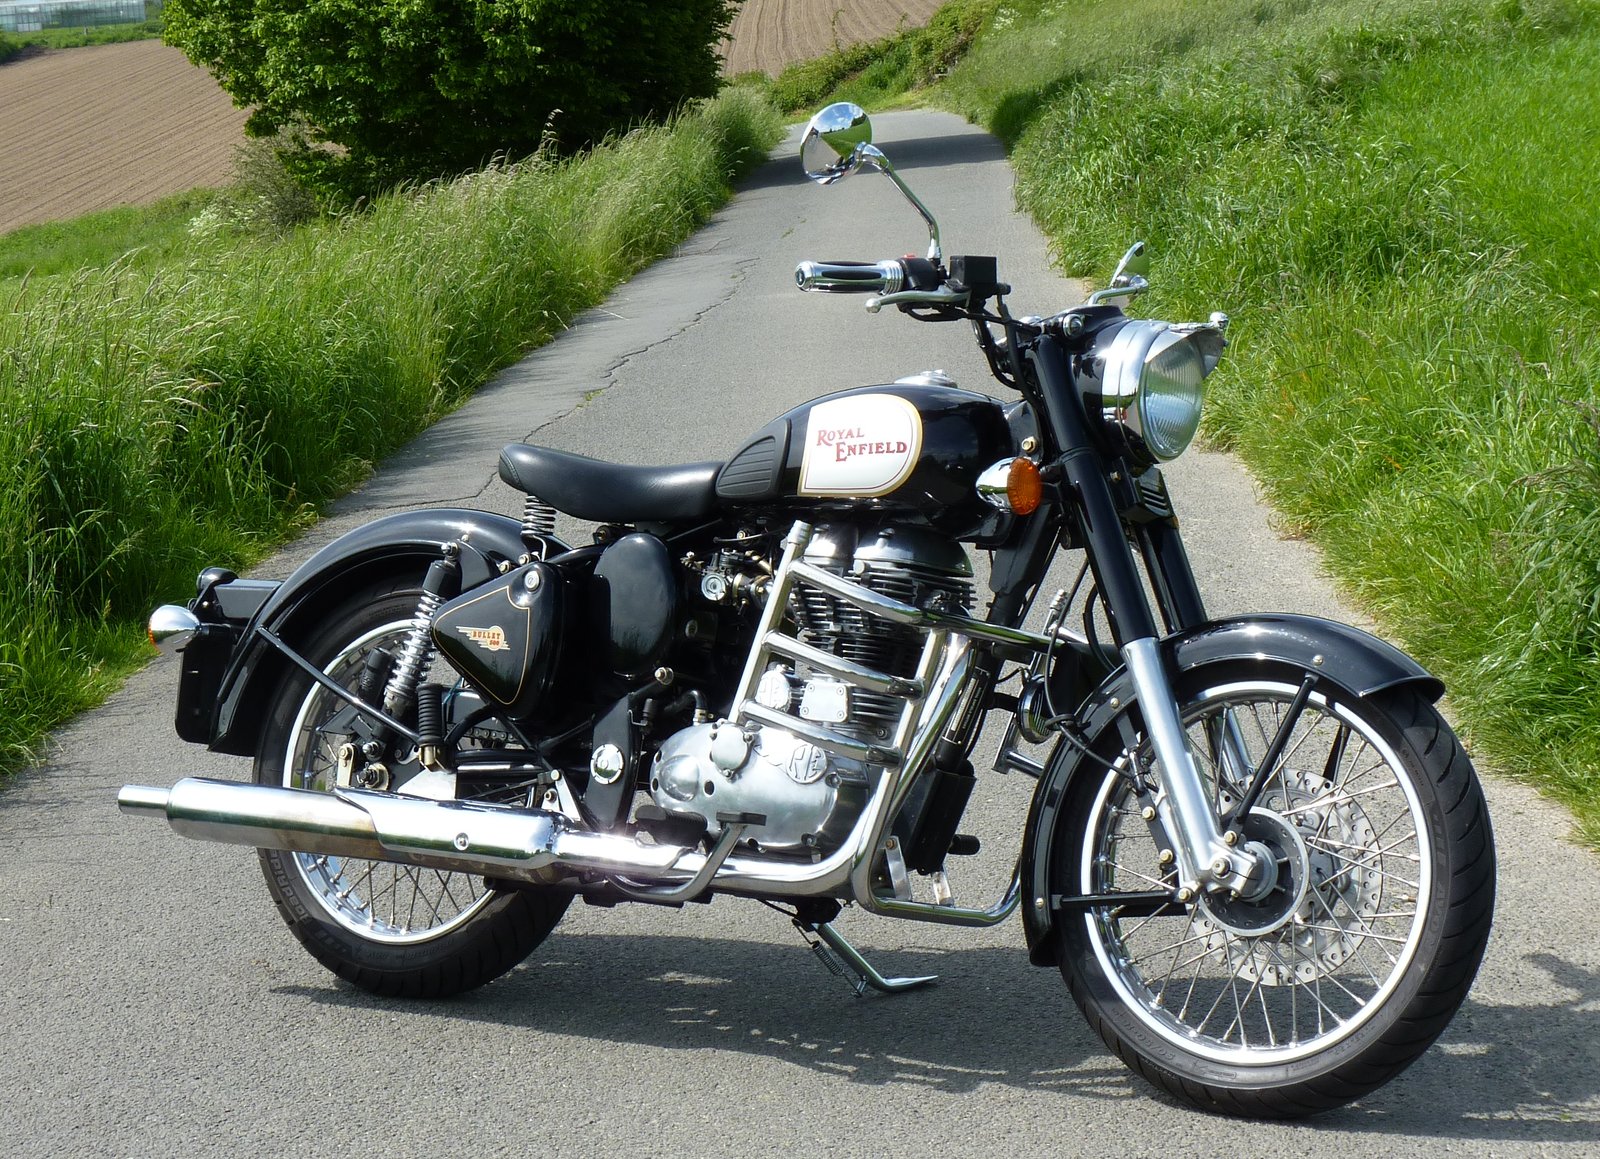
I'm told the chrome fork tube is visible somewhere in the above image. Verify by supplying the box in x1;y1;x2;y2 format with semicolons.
1121;637;1254;894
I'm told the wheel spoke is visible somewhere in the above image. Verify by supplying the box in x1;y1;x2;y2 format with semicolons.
280;616;510;945
1076;675;1445;1071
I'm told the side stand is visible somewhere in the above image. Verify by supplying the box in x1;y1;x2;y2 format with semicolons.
795;919;939;997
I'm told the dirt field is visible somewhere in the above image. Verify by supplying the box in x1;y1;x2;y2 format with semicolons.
721;0;946;76
0;2;947;235
0;40;247;235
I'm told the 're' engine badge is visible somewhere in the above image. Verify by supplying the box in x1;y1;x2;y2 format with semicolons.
649;721;868;852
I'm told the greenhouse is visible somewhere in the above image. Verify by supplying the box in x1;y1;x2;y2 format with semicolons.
0;0;147;33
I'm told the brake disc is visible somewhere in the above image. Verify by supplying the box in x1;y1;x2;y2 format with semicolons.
1195;768;1383;986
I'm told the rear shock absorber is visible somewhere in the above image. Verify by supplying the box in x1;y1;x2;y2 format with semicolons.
382;544;462;720
520;494;557;557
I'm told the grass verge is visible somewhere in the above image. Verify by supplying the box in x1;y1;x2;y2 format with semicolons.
0;18;162;60
0;87;782;774
784;0;1600;842
765;0;997;112
0;191;219;280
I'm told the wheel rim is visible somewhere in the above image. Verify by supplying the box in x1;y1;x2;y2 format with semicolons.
280;620;495;945
1078;680;1432;1065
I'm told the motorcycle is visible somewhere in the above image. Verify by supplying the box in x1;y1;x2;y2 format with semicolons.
119;103;1495;1118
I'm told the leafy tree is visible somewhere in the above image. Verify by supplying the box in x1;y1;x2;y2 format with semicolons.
165;0;736;198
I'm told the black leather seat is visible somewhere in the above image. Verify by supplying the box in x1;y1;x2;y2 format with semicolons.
498;444;721;524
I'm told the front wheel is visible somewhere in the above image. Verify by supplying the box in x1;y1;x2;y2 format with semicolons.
1052;664;1494;1117
255;578;570;998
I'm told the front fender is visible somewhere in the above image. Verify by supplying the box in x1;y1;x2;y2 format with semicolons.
1018;613;1440;966
208;509;538;756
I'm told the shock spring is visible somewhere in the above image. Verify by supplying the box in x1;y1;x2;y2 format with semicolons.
382;550;461;718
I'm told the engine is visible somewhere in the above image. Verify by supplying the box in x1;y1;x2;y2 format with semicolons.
649;524;973;854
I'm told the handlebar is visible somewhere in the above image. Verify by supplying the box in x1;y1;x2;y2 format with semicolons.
794;260;907;294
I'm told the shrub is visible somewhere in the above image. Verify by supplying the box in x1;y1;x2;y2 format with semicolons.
163;0;737;201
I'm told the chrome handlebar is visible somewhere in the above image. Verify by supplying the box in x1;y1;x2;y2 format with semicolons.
794;259;906;294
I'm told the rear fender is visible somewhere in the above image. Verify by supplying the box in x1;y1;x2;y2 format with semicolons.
1018;613;1441;966
208;509;547;756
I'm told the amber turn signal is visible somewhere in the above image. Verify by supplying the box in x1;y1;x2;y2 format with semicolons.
1006;457;1042;515
976;456;1043;516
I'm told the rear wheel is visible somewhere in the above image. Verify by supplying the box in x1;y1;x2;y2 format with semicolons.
1052;664;1494;1117
255;579;570;998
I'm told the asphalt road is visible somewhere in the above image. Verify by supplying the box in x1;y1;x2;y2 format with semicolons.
2;111;1597;1157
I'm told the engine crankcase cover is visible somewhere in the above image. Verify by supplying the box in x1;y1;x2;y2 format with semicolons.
432;560;562;717
650;721;869;853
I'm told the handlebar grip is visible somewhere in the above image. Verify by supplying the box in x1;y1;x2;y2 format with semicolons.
795;259;905;294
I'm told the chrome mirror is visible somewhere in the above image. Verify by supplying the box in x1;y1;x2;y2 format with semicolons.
1088;241;1152;306
801;102;875;185
798;102;944;262
1111;241;1150;285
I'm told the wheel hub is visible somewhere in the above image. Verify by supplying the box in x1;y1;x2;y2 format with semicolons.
1197;808;1309;938
1196;767;1385;985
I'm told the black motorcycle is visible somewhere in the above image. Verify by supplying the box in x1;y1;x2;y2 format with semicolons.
121;104;1494;1118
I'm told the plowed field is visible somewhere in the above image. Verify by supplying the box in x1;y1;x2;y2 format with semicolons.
0;40;246;234
0;1;946;234
721;0;945;76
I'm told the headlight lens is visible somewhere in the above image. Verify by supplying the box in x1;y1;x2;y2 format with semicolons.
1094;320;1225;464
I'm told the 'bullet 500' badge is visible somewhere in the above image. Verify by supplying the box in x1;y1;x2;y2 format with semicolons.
456;625;510;653
799;394;922;497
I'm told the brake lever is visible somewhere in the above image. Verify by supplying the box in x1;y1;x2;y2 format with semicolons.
864;287;969;314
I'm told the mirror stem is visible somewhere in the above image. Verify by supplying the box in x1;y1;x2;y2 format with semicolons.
858;145;943;263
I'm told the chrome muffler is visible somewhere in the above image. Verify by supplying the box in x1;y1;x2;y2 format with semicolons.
117;778;687;883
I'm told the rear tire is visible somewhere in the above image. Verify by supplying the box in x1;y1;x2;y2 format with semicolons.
255;578;570;998
1051;664;1494;1117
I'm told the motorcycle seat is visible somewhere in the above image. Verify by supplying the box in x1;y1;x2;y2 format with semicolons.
498;443;721;524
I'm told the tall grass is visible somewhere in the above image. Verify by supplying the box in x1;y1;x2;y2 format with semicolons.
946;0;1600;838
792;0;1600;839
0;88;782;772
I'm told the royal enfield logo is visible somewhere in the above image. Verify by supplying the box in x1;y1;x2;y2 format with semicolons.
455;624;510;653
799;394;923;497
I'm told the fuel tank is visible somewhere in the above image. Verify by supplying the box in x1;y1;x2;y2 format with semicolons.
714;374;1016;538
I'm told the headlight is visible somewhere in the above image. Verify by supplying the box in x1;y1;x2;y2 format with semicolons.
1088;318;1226;465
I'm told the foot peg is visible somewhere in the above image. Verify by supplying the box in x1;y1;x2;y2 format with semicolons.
795;919;938;997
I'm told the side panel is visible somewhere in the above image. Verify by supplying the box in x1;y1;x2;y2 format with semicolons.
1017;613;1443;966
208;509;534;756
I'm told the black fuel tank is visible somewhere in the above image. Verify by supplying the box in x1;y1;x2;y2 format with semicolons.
715;376;1015;538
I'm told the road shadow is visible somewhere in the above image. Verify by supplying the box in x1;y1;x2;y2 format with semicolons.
277;932;1599;1139
738;115;1006;195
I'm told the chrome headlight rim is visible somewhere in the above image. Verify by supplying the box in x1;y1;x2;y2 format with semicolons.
1095;319;1218;466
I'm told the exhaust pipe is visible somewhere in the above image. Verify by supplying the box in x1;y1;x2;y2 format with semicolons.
118;778;687;883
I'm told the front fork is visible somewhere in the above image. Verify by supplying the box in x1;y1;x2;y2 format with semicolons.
1119;637;1258;897
1029;340;1262;899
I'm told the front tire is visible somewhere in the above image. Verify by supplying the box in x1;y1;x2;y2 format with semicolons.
255;578;570;998
1052;664;1494;1117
